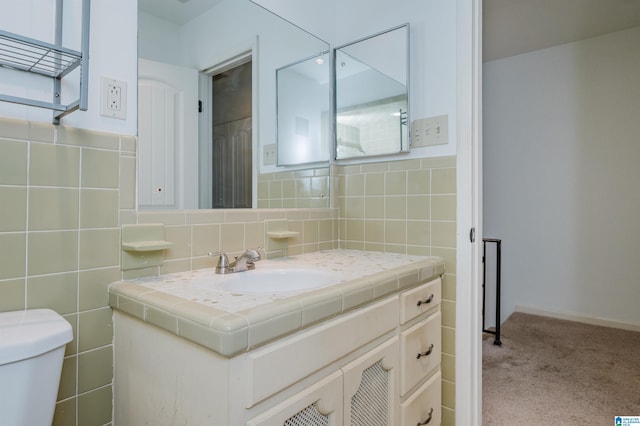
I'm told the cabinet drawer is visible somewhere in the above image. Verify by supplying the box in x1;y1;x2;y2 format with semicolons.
400;370;441;426
400;311;441;396
246;297;398;408
400;278;441;324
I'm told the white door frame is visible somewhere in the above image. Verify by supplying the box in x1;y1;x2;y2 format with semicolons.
198;39;259;209
455;0;482;425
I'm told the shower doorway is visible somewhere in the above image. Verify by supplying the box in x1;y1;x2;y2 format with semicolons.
199;53;253;208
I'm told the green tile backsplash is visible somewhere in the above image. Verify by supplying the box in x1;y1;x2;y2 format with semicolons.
0;116;458;426
0;139;28;184
257;168;331;208
29;142;81;187
0;187;27;231
334;156;457;420
29;188;80;230
0;118;121;426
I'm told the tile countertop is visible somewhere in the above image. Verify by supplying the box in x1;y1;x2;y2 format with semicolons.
109;249;445;357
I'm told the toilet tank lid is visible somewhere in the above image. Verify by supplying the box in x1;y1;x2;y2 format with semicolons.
0;309;73;366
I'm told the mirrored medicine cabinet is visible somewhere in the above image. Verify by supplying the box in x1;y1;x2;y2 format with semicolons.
334;24;410;160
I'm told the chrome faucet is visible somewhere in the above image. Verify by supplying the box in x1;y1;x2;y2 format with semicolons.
214;248;262;274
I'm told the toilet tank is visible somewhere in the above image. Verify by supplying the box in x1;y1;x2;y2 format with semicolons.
0;309;73;426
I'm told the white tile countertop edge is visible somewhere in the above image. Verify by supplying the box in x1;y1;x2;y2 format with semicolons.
109;249;445;357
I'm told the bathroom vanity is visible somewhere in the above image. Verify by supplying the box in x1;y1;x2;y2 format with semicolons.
109;249;445;425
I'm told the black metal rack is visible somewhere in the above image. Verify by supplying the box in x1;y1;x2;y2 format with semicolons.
482;238;502;345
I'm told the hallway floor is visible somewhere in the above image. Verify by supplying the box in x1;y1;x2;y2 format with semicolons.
482;313;640;425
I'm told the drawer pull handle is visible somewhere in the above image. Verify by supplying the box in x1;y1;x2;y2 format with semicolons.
416;294;434;307
417;408;434;425
416;344;434;359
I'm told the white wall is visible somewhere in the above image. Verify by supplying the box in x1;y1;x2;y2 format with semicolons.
251;0;336;43
483;27;640;328
0;0;137;134
138;11;181;65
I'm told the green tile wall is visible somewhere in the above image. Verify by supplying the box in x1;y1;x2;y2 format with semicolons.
0;117;127;426
120;208;339;278
334;156;457;425
0;117;458;426
257;167;331;208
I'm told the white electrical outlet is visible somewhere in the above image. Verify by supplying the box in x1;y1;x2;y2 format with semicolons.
411;114;449;147
101;77;127;120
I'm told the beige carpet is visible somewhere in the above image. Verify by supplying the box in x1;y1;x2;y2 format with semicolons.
483;312;640;425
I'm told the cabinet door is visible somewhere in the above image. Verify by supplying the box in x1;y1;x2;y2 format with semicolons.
342;337;400;426
247;371;343;426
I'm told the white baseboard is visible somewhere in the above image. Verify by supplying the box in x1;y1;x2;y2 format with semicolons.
514;305;640;333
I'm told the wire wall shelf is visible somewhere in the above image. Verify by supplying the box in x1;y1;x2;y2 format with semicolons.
0;30;82;78
0;0;90;123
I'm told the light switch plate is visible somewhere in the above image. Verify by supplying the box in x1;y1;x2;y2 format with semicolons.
411;114;448;147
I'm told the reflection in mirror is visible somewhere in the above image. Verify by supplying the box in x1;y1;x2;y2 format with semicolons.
256;167;330;208
335;24;410;160
210;58;253;209
137;0;330;209
276;52;331;166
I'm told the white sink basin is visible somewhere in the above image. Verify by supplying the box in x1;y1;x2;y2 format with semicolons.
194;266;342;294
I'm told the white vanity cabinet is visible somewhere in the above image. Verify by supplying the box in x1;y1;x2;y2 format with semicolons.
399;278;443;426
112;276;442;426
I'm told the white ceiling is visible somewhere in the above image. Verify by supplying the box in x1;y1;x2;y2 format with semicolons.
484;0;640;62
140;0;640;62
138;0;224;25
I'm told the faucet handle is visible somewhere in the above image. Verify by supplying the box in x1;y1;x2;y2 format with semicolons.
209;252;230;273
217;253;230;268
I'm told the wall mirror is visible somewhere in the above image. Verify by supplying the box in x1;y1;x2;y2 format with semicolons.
137;0;330;209
276;53;331;166
334;24;410;160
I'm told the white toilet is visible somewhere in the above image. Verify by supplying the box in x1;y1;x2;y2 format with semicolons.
0;309;73;426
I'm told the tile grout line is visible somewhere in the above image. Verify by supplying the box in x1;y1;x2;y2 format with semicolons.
24;138;31;308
